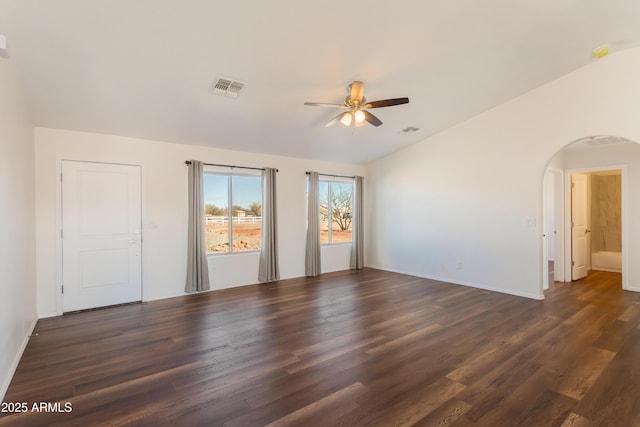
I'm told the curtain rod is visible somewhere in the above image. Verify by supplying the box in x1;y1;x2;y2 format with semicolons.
185;161;278;172
305;171;359;179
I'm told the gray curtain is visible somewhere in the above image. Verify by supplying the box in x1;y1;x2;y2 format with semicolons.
185;160;211;293
259;167;280;282
305;171;321;276
350;176;364;270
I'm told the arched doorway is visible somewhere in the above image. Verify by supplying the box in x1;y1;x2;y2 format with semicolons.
541;135;635;292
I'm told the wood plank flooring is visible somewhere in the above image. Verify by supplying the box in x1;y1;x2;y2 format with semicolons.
1;268;638;426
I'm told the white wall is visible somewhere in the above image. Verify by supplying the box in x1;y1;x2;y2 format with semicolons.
35;128;366;316
0;57;37;398
366;48;640;299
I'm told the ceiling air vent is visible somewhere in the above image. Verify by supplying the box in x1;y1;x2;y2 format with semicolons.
209;76;246;98
401;126;420;134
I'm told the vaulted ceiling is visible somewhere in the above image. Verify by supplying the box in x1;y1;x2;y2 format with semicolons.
2;1;640;164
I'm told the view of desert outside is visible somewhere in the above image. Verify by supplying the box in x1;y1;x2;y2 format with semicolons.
320;181;353;244
204;174;354;253
204;174;262;254
206;218;262;253
320;220;352;243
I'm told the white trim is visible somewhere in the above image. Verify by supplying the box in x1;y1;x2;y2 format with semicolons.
368;264;545;300
319;176;354;184
54;158;63;316
320;242;353;247
620;165;634;291
143;293;188;303
622;166;629;291
541;167;565;293
207;249;262;257
552;168;565;283
0;318;37;401
38;312;59;319
563;170;572;282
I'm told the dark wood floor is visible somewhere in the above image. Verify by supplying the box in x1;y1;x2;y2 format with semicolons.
1;268;638;426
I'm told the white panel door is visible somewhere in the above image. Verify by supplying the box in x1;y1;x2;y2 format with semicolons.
571;173;589;280
62;161;142;312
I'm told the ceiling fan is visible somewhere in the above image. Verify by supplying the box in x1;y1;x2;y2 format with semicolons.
304;81;409;128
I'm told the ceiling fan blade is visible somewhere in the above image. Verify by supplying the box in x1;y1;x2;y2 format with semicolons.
324;111;350;127
363;97;409;109
350;81;365;105
363;110;382;127
304;102;348;108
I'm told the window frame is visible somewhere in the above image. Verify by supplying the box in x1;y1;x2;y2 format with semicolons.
203;167;263;256
318;177;354;246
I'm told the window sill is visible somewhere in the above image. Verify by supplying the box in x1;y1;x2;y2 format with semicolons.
321;242;353;247
207;250;261;257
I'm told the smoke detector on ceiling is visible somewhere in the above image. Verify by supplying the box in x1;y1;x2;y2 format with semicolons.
209;76;246;98
593;44;609;59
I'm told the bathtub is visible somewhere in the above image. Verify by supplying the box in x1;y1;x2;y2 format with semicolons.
591;251;622;273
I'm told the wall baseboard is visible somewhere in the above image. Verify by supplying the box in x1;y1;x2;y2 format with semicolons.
38;311;59;319
0;317;38;401
367;264;545;300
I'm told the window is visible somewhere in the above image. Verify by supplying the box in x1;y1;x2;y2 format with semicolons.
319;180;353;245
204;172;262;254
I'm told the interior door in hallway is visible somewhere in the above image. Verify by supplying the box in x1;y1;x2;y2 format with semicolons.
62;161;142;312
571;173;589;280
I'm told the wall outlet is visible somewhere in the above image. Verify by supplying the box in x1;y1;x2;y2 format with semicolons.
456;261;463;270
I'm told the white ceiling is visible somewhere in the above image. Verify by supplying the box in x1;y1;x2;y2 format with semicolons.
2;1;640;164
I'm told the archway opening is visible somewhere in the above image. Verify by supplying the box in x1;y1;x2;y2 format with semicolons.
541;135;638;294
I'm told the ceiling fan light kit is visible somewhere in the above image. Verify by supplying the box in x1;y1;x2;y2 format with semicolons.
304;81;409;128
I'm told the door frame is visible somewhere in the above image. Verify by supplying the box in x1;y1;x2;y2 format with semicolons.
55;158;144;316
562;165;627;289
542;167;564;291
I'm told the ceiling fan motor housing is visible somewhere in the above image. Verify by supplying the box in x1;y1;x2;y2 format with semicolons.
346;95;366;107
